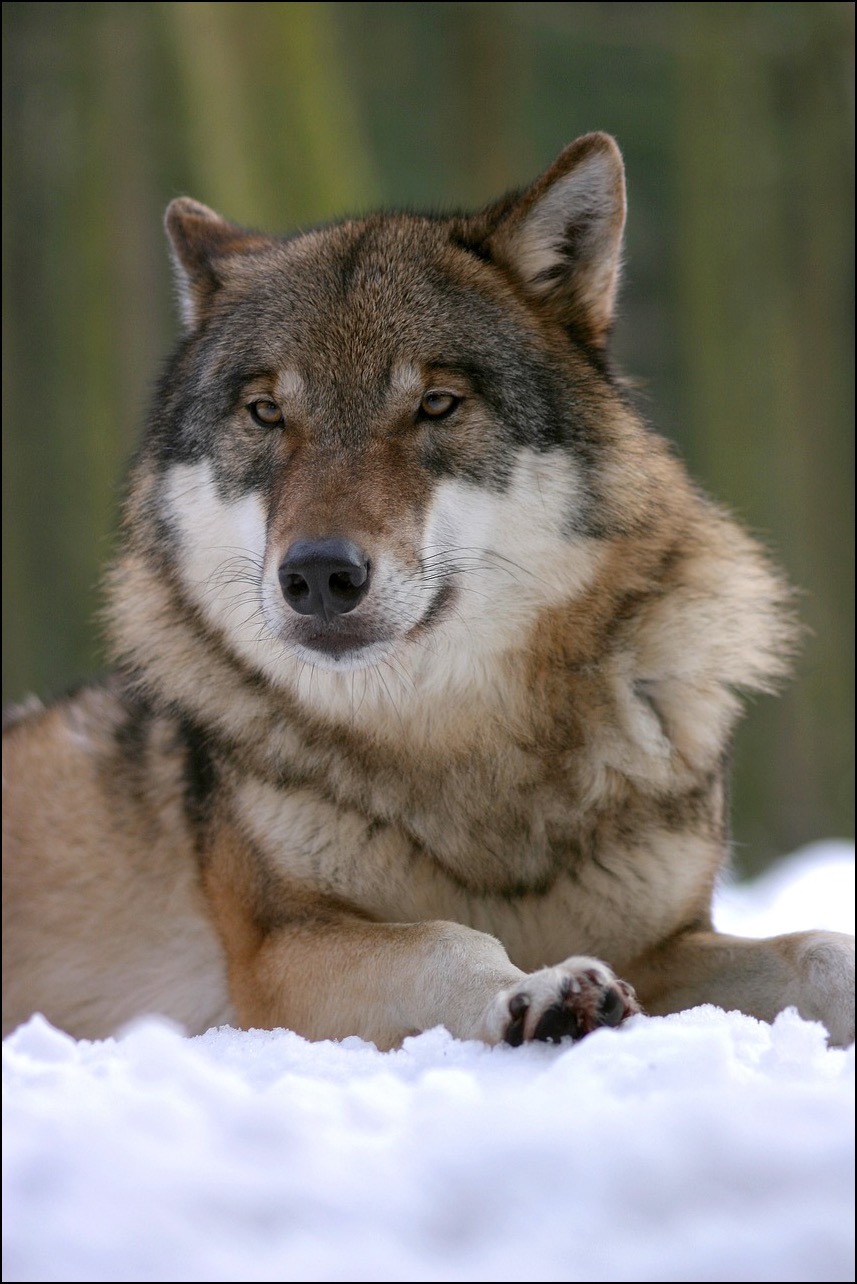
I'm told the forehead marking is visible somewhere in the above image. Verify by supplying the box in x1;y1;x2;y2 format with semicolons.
275;369;306;402
389;362;423;399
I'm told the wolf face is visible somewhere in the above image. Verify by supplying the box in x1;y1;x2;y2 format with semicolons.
149;135;645;691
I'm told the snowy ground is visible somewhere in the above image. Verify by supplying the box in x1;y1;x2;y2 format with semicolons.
3;843;854;1283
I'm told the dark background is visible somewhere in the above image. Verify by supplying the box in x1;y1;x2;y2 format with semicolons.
3;2;854;874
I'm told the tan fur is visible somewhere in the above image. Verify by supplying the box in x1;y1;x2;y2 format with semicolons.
3;134;853;1049
2;687;233;1037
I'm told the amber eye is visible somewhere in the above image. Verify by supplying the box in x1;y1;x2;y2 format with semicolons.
248;399;284;428
420;391;460;419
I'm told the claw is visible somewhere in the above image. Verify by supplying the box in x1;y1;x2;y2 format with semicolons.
598;987;626;1027
504;991;530;1046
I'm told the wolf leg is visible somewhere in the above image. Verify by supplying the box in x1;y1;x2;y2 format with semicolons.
629;928;855;1046
203;822;639;1049
215;911;639;1050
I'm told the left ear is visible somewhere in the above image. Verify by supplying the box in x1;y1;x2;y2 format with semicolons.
487;133;626;346
164;197;272;330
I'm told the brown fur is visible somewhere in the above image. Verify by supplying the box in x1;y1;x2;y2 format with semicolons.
3;134;853;1049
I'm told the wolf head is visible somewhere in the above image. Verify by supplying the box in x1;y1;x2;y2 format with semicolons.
122;133;701;717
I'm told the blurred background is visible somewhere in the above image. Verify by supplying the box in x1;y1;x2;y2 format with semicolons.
2;2;853;875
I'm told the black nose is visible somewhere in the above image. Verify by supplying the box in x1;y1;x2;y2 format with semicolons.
278;538;370;618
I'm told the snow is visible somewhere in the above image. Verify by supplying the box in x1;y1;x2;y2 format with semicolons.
3;843;854;1283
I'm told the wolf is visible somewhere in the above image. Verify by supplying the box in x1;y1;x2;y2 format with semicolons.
3;133;853;1049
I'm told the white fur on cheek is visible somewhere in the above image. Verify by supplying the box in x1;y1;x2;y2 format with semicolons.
421;448;603;652
160;462;280;661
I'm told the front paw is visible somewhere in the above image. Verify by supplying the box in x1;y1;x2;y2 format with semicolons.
490;957;640;1046
777;930;855;1048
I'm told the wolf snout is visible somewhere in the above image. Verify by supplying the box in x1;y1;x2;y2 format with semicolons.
278;538;371;618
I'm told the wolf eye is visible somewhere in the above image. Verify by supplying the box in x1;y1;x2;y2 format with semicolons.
420;391;460;419
248;399;284;428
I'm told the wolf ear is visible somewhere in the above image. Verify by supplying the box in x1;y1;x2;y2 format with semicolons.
164;198;264;329
486;133;626;347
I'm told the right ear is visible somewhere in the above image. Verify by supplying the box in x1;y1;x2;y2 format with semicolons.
164;198;263;329
484;133;626;347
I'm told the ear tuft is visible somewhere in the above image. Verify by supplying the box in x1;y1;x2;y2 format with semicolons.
164;198;253;329
488;133;627;346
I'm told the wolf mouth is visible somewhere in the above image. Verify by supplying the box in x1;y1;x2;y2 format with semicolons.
291;624;392;660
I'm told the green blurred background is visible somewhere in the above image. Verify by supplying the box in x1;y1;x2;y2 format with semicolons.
3;2;853;874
